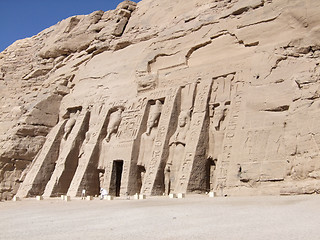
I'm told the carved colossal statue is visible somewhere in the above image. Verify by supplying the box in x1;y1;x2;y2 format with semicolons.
63;110;80;140
207;101;230;161
105;108;123;142
137;100;162;168
137;100;162;191
207;76;232;191
98;107;123;170
165;109;191;193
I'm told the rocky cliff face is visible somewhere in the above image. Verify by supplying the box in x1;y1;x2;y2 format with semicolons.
1;0;320;200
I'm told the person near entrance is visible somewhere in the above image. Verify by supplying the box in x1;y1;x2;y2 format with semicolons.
100;188;108;200
81;189;86;200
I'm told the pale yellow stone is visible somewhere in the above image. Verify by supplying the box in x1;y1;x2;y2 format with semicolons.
36;196;43;201
5;0;320;201
177;193;185;199
86;196;93;201
133;194;139;200
169;194;177;199
139;194;146;200
209;192;216;198
104;195;113;201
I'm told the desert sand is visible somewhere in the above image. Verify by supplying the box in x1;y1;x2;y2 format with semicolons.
1;194;320;240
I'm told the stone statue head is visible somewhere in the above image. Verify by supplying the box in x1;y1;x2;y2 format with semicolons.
178;110;190;128
146;118;157;129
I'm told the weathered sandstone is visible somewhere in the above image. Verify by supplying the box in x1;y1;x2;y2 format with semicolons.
1;0;320;200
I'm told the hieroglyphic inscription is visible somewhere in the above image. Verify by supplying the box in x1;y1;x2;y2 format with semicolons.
108;99;128;109
193;80;212;113
116;97;148;141
147;88;167;100
116;110;143;140
215;82;245;192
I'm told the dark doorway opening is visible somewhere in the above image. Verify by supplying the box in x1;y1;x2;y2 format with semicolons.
206;158;216;192
110;160;123;197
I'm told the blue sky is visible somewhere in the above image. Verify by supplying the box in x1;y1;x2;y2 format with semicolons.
0;0;140;52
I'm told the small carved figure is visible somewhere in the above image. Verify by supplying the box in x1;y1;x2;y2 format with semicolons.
105;108;123;142
99;172;104;189
140;170;146;185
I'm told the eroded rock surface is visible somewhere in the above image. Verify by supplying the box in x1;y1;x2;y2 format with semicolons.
1;0;320;200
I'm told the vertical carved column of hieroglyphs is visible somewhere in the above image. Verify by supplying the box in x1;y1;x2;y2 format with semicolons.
67;103;110;197
175;78;213;194
214;74;245;196
141;87;179;195
43;107;90;197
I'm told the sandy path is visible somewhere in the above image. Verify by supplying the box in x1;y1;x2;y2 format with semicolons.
0;194;320;240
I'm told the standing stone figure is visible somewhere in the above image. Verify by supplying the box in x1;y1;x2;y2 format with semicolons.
207;101;230;160
137;100;162;190
63;110;80;140
165;109;191;193
137;100;162;168
99;172;104;189
105;108;123;142
98;107;123;170
207;75;232;192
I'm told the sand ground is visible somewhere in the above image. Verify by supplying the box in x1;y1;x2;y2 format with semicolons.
0;194;320;240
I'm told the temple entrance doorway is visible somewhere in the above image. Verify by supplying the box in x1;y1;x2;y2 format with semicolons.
206;158;216;192
110;160;123;197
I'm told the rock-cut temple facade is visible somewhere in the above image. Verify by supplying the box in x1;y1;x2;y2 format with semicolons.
1;0;320;199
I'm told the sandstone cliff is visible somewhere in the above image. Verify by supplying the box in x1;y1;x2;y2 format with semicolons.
1;0;320;200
